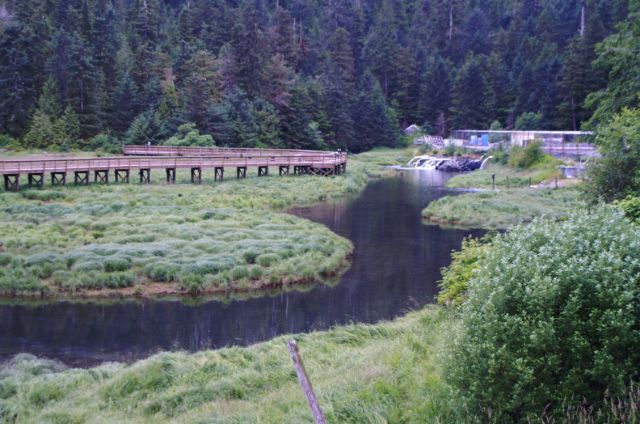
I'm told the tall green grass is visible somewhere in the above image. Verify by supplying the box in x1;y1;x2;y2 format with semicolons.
0;306;461;423
445;159;563;189
422;188;581;229
0;149;412;297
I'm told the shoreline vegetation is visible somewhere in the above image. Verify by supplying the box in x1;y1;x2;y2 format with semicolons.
421;157;583;229
0;307;458;423
0;148;412;299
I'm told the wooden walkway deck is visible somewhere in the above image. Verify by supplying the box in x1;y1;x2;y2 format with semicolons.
0;147;347;191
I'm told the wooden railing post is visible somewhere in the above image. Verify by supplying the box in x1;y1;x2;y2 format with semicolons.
288;340;327;424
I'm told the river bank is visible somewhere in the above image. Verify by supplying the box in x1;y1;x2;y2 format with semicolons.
0;148;412;299
0;306;460;423
420;161;582;229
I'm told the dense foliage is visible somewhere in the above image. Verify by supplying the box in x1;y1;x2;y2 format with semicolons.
615;195;640;223
447;208;640;421
437;237;490;305
584;108;640;202
0;0;632;152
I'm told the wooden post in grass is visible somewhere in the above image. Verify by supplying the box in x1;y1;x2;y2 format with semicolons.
288;340;327;424
492;173;496;191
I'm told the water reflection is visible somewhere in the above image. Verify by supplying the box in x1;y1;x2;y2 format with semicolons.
0;170;483;367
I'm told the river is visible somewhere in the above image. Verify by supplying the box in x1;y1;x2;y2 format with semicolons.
0;171;483;367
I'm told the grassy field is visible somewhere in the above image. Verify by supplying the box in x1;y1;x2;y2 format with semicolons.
445;159;563;189
0;148;412;298
0;306;462;423
422;188;582;229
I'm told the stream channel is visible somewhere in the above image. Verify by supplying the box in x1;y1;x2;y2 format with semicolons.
0;170;483;367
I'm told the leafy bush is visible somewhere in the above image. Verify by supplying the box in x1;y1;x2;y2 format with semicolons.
103;258;132;273
584;108;640;202
162;123;214;147
615;195;640;223
447;207;640;421
88;134;122;154
508;141;544;169
437;237;490;306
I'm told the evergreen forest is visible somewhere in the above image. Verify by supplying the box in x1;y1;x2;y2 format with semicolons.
0;0;633;152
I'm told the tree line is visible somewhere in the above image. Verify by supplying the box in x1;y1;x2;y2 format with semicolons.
0;0;631;152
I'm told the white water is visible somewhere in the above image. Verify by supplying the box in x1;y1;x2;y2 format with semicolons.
407;155;448;170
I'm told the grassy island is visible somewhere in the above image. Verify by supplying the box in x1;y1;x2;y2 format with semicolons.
423;187;581;229
423;148;582;229
0;149;411;298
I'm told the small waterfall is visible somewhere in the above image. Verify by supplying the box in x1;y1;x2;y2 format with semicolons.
407;155;447;170
479;156;494;169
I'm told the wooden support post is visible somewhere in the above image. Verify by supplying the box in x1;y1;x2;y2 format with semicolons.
258;166;268;177
236;167;247;179
288;340;327;424
190;167;201;184
94;170;109;184
139;168;151;184
74;171;89;185
214;167;224;182
51;172;66;186
279;165;290;176
491;173;496;191
3;174;20;192
115;169;130;184
166;168;176;184
28;173;44;188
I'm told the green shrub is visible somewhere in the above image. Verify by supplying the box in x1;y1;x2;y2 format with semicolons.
583;108;640;202
103;258;132;272
144;263;179;282
178;274;210;294
508;141;544;169
615;195;640;223
437;237;490;306
256;253;278;267
447;207;640;421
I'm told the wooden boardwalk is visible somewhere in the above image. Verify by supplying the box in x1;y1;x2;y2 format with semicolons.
0;147;347;191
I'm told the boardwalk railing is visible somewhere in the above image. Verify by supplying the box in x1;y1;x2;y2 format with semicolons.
0;147;348;191
122;145;336;157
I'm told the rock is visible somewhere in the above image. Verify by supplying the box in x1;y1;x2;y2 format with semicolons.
436;157;482;172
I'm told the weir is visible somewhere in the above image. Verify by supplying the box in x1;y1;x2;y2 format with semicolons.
407;156;448;170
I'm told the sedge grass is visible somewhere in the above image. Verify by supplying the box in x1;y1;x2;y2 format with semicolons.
0;149;412;297
422;188;582;229
0;305;461;424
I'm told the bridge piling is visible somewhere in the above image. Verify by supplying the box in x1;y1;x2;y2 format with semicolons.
258;166;268;177
115;169;129;184
214;167;224;182
237;167;247;179
74;171;89;186
139;169;151;184
28;173;44;188
166;168;176;184
279;165;290;176
191;167;202;184
94;170;109;184
51;172;66;186
3;174;19;192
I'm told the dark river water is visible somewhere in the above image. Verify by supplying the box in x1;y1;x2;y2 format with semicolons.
0;171;483;367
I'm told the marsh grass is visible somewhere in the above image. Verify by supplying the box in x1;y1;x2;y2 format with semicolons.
445;160;562;189
422;188;581;229
0;306;463;423
0;149;410;297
